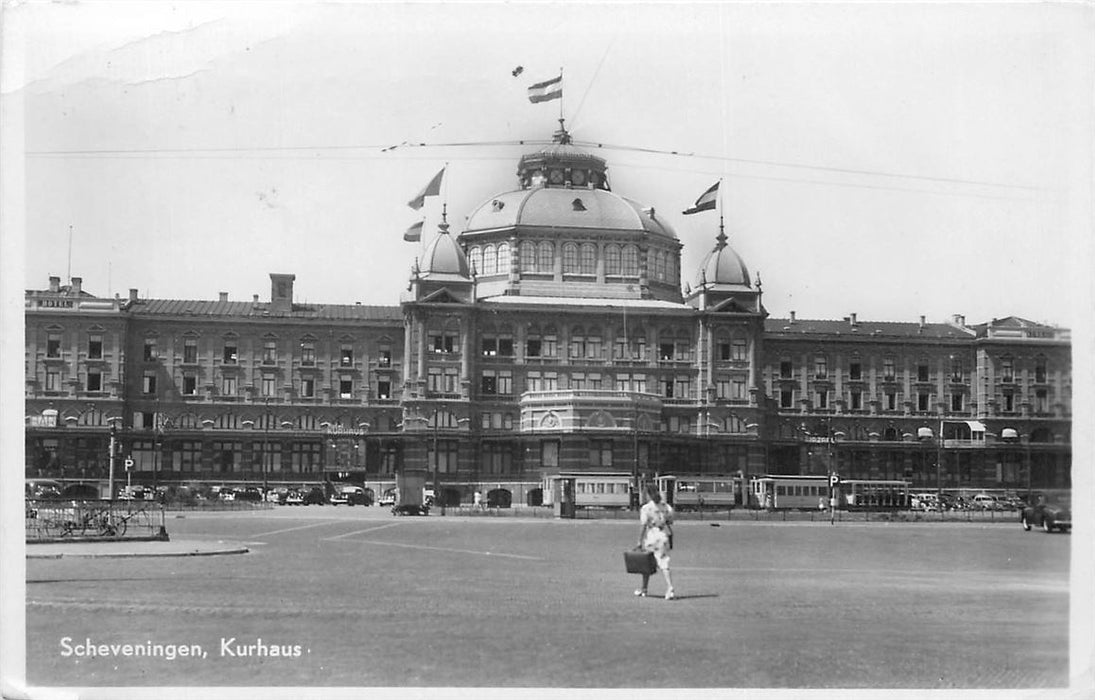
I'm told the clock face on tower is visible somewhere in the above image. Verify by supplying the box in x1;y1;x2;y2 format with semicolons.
570;169;586;186
548;168;565;185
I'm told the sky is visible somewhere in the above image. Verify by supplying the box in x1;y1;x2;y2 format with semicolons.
7;1;1095;328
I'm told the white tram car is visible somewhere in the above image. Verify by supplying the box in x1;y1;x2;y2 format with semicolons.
655;475;742;510
543;471;632;509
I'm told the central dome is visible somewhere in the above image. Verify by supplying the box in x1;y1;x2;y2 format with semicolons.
458;121;684;303
464;187;678;239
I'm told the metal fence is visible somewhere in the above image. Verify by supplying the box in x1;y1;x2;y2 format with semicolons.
431;504;1028;524
26;500;167;542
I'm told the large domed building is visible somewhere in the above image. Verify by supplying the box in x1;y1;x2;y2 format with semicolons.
23;122;1072;509
398;121;770;506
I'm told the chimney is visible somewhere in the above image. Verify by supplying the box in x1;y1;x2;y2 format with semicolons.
270;273;296;314
849;312;857;325
218;292;228;302
128;288;138;303
919;315;926;328
49;276;60;293
252;294;259;303
71;277;82;295
952;314;965;326
789;310;796;323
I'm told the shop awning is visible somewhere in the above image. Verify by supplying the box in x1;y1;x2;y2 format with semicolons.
964;420;986;432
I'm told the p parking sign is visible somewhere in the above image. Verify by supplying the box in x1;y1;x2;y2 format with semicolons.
829;473;840;487
124;458;134;470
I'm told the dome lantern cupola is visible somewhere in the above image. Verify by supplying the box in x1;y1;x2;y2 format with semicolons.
517;119;609;191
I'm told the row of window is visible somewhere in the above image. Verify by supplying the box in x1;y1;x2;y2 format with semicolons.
417;369;747;400
431;334;748;363
479;241;681;284
775;357;1051;384
777;388;1053;413
42;333;395;367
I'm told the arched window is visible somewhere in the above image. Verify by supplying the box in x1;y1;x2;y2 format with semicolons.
622;245;639;276
537;241;554;273
496;242;510;274
468;247;482;276
483;244;496;275
520;241;536;271
654;250;666;281
580;243;596;274
605;244;621;275
563;243;579;274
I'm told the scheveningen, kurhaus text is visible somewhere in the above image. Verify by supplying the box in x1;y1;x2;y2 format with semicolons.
59;637;305;660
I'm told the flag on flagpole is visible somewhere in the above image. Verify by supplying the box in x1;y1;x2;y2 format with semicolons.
407;167;445;210
527;75;563;103
682;181;719;215
403;220;424;242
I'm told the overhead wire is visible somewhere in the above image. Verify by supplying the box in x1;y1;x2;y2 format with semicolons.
26;137;1044;195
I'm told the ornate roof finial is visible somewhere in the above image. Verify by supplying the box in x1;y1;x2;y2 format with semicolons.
553;117;570;144
439;202;450;235
715;212;728;248
755;271;762;292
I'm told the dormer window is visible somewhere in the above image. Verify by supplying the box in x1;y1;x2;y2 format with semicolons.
492;200;505;212
572;198;586;211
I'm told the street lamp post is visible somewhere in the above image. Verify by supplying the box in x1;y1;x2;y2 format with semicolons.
827;424;836;525
936;418;944;511
432;407;443;516
262;398;270;496
108;420;119;500
631;405;639;511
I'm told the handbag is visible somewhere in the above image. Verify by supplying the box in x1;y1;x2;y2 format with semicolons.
623;548;658;575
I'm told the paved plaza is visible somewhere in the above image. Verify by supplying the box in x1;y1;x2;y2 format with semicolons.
23;506;1073;692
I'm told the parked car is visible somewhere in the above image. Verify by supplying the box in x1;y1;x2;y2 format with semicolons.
911;493;941;511
392;503;430;516
284;489;304;505
25;479;64;500
378;488;397;507
329;484;372;506
973;494;1009;510
61;483;101;500
302;487;328;505
1021;496;1071;533
236;487;264;502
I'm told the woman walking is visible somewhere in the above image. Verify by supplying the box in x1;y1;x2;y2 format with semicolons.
635;483;676;600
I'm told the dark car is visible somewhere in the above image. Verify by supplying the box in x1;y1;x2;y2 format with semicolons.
1021;496;1071;533
61;483;101;500
235;487;264;502
392;504;430;516
302;487;328;505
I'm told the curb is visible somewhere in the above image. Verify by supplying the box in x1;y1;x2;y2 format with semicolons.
26;544;250;560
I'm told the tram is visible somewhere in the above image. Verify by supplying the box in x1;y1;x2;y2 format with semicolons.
837;479;911;510
654;474;742;510
749;475;912;510
750;475;830;510
543;471;632;509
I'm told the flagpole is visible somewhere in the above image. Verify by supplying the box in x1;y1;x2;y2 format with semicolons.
718;178;725;239
559;67;564;123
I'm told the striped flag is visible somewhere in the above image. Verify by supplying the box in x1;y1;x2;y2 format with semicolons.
407;167;445;210
403;220;424;242
682;181;719;215
527;75;562;103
